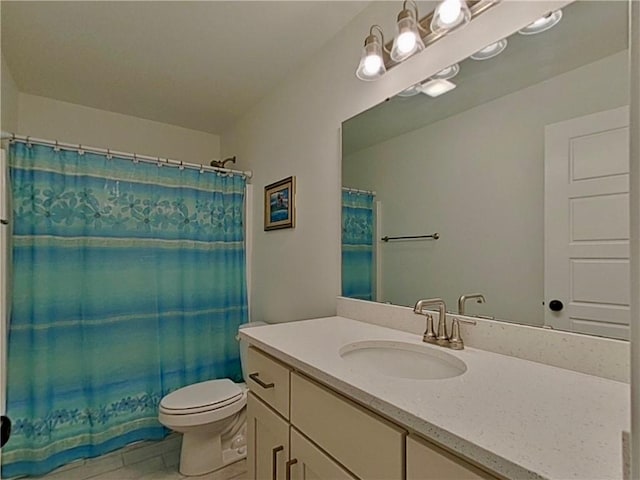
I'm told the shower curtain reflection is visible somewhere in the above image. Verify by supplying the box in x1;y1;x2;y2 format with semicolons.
341;189;375;301
2;142;248;477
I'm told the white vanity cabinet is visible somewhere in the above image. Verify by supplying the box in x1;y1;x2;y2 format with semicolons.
246;345;501;480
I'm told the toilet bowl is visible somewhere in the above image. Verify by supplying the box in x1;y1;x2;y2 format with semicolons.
158;321;264;476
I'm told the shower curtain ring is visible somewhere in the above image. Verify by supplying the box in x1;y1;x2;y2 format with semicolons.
54;140;60;152
133;153;138;163
106;148;112;160
179;161;184;170
26;136;31;147
78;144;84;155
157;157;163;167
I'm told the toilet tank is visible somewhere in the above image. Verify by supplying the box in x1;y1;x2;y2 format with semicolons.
238;321;266;381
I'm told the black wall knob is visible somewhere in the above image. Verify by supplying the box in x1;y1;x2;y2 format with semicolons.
1;415;11;448
549;300;564;312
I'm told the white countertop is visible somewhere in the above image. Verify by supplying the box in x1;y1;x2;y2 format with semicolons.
239;316;630;480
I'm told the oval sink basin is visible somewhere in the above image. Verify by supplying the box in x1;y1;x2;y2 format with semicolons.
339;340;466;380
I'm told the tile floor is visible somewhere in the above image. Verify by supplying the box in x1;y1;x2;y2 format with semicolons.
30;435;247;480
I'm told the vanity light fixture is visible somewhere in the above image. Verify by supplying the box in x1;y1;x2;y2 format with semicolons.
430;63;460;80
431;0;471;35
356;0;499;82
470;38;507;60
420;78;457;97
355;25;387;81
390;0;426;62
518;10;563;35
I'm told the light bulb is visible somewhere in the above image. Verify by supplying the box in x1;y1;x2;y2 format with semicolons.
470;38;508;60
397;83;422;97
363;54;383;75
439;0;462;25
431;0;470;34
430;63;460;81
531;17;548;28
518;10;563;35
391;13;424;62
356;30;386;81
396;31;417;54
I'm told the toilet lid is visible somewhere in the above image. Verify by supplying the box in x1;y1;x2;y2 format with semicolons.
160;379;243;412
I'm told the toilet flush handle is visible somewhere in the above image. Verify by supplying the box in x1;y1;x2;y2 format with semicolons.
249;372;275;389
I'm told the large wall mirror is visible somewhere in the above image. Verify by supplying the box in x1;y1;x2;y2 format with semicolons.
341;1;630;340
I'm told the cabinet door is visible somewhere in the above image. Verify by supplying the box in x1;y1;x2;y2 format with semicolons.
248;392;289;480
289;428;357;480
407;435;499;480
291;372;405;479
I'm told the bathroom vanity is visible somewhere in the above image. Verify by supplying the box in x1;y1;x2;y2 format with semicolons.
240;317;629;480
246;346;491;479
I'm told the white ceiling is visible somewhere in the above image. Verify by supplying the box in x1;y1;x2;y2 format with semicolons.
1;1;370;134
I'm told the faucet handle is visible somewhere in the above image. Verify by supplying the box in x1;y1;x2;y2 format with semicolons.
423;314;437;344
449;317;476;350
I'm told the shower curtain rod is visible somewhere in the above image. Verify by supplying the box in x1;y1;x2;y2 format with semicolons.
342;186;376;195
0;132;253;179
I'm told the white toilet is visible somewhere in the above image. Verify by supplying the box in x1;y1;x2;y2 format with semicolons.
158;322;263;476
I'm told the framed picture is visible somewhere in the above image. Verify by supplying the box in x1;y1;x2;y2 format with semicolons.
264;176;296;231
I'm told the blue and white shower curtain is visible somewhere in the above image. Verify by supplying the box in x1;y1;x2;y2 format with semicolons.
1;142;248;477
341;190;375;301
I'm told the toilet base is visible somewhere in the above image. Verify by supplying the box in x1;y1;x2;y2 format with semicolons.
179;428;247;476
221;445;248;469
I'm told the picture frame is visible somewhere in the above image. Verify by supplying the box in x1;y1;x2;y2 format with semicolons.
264;176;296;231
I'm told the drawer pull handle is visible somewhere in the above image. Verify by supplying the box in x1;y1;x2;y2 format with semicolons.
249;372;275;389
285;458;298;480
272;445;284;480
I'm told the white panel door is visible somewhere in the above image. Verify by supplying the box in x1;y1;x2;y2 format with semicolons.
545;106;630;339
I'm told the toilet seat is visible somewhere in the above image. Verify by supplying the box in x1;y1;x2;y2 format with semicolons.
160;379;243;415
158;392;246;428
158;379;247;429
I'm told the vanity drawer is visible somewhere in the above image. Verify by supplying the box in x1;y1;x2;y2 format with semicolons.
290;372;405;480
246;346;291;419
407;434;500;480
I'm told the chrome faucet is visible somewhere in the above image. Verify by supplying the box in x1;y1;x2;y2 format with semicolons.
414;298;449;347
457;293;486;316
414;297;477;350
